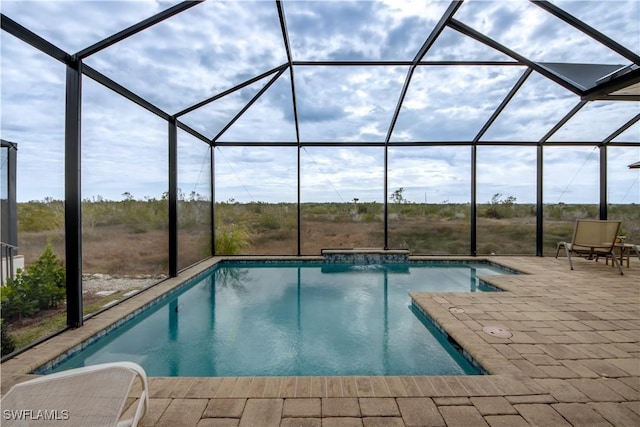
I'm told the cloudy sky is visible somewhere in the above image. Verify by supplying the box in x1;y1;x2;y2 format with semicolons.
1;0;639;204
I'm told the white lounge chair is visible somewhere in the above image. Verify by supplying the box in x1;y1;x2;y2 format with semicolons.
0;362;148;427
555;219;623;275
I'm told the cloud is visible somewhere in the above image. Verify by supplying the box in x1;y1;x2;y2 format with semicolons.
455;1;633;64
0;0;172;54
1;0;638;205
82;1;288;113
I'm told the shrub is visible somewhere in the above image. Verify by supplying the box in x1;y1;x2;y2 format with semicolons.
1;319;15;355
482;193;517;219
2;271;39;320
1;244;66;321
215;225;250;255
18;200;64;232
258;212;281;230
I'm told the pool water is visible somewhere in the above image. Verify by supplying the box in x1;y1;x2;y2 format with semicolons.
47;262;509;376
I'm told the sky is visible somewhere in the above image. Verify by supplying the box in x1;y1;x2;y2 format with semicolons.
1;0;639;204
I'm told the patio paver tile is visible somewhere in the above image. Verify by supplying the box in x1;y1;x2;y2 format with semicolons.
591;402;640;425
510;359;548;378
533;379;590;403
560;360;600;378
358;398;400;417
538;364;580;379
513;404;571;427
470;396;518;415
552;403;615;427
618;377;640;392
203;398;246;418
322;398;361;417
137;398;172;427
282;398;321;418
580;359;634;377
396;397;444;427
155;398;208;427
438;405;488;427
607;358;640;376
568;379;626;402
239;399;283;427
600;378;640;400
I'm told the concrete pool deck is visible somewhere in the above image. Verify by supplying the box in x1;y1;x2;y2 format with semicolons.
1;255;639;426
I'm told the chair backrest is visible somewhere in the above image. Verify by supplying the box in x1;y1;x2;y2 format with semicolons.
571;219;621;251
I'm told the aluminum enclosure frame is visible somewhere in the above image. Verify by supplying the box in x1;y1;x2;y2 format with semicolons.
1;0;639;328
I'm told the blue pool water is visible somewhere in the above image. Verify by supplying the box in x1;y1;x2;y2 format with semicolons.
46;261;510;376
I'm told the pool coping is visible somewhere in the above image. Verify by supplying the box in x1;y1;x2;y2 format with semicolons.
2;255;639;426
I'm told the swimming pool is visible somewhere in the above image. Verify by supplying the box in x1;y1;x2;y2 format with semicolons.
45;261;510;377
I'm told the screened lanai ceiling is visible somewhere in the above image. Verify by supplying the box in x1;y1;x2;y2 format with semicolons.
2;0;639;148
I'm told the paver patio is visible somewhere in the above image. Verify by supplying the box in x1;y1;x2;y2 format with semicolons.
2;255;639;426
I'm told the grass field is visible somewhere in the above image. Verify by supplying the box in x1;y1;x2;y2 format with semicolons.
4;199;639;354
16;199;640;271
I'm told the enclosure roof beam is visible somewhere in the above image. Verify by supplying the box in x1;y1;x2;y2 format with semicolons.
277;0;301;144
174;64;288;118
292;60;521;66
385;0;464;143
1;14;71;64
76;1;203;59
176;120;213;145
473;68;533;143
531;0;640;66
212;67;288;142
210;140;636;147
602;113;640;144
538;100;587;143
1;139;18;150
83;64;171;121
448;18;583;96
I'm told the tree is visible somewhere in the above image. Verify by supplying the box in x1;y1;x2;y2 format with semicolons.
390;187;406;204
